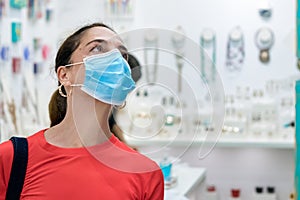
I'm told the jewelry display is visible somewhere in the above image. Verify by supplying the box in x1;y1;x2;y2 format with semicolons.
144;29;159;84
255;27;275;63
172;26;185;93
160;95;182;136
200;28;216;82
225;26;245;72
127;88;152;135
22;72;40;125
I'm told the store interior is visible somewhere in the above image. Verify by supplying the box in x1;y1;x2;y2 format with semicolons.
0;0;297;199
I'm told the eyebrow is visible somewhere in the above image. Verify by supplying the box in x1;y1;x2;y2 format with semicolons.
85;39;128;52
85;39;107;46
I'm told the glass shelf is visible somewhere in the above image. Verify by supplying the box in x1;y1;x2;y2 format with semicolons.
125;135;295;149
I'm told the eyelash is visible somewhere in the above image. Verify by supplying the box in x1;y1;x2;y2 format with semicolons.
90;44;104;53
89;44;128;61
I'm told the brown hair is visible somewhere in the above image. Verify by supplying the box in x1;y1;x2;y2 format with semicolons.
49;23;115;127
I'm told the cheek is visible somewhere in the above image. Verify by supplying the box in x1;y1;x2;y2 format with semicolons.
72;66;86;83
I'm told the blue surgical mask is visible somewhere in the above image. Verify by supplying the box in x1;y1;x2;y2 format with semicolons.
70;49;136;105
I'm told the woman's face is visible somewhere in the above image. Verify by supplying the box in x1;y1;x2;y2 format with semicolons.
66;26;128;85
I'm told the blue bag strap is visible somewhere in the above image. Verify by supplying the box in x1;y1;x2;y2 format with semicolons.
5;137;28;200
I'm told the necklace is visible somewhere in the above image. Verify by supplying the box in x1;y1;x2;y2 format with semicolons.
144;30;159;84
172;26;185;93
226;26;245;72
200;28;216;82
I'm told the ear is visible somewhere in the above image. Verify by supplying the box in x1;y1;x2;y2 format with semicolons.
57;66;72;86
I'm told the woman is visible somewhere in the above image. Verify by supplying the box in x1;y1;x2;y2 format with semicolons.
0;23;164;199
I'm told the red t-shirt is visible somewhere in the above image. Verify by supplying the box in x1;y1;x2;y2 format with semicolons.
0;130;164;200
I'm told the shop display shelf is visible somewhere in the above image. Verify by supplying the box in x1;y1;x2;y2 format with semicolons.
125;135;295;149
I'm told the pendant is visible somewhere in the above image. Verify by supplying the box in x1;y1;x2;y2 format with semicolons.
255;27;274;64
144;29;159;84
172;26;186;93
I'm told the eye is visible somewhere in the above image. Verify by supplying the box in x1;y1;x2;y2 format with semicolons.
90;44;105;54
119;50;129;61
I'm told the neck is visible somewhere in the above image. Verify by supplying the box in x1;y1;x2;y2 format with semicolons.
46;95;113;148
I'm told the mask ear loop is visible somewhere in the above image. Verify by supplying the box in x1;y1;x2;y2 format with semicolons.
59;61;84;98
69;84;84;97
71;84;84;87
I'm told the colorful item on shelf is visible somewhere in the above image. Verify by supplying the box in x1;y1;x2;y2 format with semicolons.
0;46;9;61
33;37;41;50
230;188;241;199
10;0;27;9
36;0;43;19
12;57;21;74
255;27;274;63
27;0;34;18
45;8;53;22
226;26;245;72
28;0;43;19
205;185;218;200
0;0;6;18
33;62;42;74
159;157;172;181
23;46;30;61
106;0;134;17
42;44;50;60
11;21;22;43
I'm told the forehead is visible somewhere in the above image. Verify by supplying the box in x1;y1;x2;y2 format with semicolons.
80;26;122;46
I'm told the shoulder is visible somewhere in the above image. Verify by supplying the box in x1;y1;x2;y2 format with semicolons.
93;135;162;174
0;139;14;162
27;129;46;141
0;129;45;163
0;139;14;193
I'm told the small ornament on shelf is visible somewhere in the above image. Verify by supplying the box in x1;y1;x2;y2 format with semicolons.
11;21;22;43
10;0;27;9
105;0;135;20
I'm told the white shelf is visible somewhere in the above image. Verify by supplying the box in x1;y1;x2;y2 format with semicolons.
125;135;295;149
165;164;206;199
